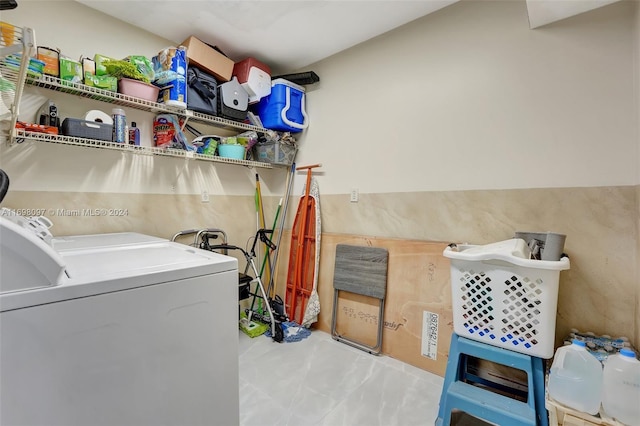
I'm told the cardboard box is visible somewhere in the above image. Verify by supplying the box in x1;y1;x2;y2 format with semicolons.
84;73;117;92
59;57;82;85
326;236;453;377
276;232;454;377
37;46;59;77
180;36;233;82
94;54;117;76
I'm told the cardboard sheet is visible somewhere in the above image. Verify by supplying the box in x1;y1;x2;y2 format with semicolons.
276;232;453;377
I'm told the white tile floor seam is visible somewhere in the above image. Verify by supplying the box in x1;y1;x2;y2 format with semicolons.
239;329;444;426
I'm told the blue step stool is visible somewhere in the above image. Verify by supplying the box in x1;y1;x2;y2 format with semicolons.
435;333;548;426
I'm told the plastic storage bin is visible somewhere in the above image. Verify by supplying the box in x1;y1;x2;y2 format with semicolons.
548;340;603;415
61;118;112;142
118;78;160;102
443;239;570;358
217;144;245;160
602;349;640;425
255;78;308;133
253;141;297;165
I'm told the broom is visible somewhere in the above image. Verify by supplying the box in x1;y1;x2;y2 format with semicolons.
239;176;271;338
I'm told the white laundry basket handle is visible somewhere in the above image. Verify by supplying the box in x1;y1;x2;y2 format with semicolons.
443;244;570;271
281;86;308;130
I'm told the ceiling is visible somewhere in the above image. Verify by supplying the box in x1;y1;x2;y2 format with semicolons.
525;0;620;29
74;0;621;75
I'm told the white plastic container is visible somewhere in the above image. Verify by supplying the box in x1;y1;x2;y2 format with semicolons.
602;348;640;425
547;339;603;415
443;239;570;358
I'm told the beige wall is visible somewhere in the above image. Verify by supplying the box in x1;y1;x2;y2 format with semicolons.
634;1;640;351
297;0;639;346
2;1;638;349
297;0;636;194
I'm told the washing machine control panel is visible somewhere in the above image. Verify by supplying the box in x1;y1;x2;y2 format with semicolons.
0;208;54;245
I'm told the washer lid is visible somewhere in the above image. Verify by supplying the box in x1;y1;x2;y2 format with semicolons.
52;232;167;252
62;241;233;280
0;241;237;311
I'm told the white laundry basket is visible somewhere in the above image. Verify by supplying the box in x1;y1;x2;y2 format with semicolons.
443;239;570;359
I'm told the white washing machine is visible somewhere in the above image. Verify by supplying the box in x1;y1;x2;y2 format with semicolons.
51;231;168;251
0;211;240;426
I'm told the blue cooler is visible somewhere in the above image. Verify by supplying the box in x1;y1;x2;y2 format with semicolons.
256;78;308;133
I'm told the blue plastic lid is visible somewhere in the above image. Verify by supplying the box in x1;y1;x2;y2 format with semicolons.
572;339;586;347
620;348;636;358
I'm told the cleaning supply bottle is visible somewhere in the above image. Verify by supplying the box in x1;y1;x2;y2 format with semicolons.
128;121;140;146
547;339;603;415
111;108;126;143
602;348;640;425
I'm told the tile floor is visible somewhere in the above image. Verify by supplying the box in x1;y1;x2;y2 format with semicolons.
238;328;445;426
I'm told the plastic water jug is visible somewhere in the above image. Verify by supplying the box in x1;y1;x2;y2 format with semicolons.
547;339;603;415
602;348;640;425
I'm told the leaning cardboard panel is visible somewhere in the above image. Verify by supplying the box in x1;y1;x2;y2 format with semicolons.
277;232;453;377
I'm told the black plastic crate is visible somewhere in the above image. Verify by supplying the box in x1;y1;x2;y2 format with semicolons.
61;118;112;141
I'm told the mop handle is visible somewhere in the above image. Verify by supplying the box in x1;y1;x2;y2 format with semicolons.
269;163;296;299
296;163;322;171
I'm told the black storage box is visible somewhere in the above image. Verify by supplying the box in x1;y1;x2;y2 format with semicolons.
239;272;252;300
217;77;248;121
187;67;218;116
61;118;112;141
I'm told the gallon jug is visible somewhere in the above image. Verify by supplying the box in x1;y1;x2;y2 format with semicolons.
547;339;603;415
602;349;640;425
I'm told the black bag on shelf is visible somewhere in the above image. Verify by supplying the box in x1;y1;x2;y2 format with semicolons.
187;67;218;116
